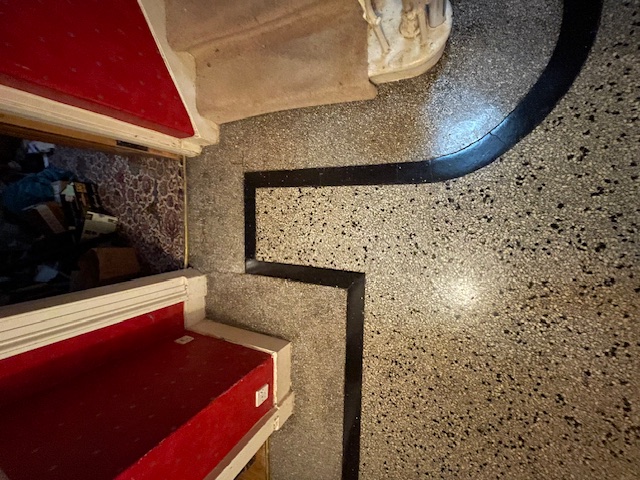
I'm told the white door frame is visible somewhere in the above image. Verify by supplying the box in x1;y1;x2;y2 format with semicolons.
0;269;207;360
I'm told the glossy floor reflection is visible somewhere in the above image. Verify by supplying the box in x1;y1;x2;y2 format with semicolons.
206;0;562;172
187;0;639;478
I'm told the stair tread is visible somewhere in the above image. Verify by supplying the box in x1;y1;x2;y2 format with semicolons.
0;332;273;480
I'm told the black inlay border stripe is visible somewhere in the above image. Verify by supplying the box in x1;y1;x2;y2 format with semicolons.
243;0;602;478
245;0;601;191
247;260;366;480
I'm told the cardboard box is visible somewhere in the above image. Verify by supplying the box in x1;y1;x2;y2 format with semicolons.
60;182;106;232
72;247;140;290
22;202;67;235
81;211;118;242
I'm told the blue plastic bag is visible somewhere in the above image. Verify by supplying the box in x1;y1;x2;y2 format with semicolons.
2;166;74;214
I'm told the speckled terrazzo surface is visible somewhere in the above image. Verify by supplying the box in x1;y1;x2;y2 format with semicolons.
210;0;562;171
187;156;349;479
50;148;186;273
203;273;347;480
187;0;639;478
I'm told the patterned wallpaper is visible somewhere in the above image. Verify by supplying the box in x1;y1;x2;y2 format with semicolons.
50;147;185;274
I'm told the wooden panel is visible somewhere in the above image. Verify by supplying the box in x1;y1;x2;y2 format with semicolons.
0;112;179;159
236;442;269;480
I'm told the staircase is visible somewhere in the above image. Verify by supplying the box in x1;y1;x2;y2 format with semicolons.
0;0;452;158
0;271;293;480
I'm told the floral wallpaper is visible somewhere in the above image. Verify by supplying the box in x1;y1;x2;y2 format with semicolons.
50;147;185;274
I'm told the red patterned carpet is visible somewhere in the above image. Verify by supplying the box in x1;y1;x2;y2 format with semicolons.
50;147;185;274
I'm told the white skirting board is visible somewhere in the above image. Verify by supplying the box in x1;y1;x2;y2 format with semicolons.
0;269;206;360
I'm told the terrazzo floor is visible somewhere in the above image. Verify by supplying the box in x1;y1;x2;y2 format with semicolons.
187;0;639;478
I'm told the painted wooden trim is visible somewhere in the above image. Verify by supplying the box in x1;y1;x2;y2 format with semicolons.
0;269;207;360
204;393;295;480
0;84;205;157
189;320;292;405
0;112;181;159
190;319;294;480
184;273;208;327
137;0;220;147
